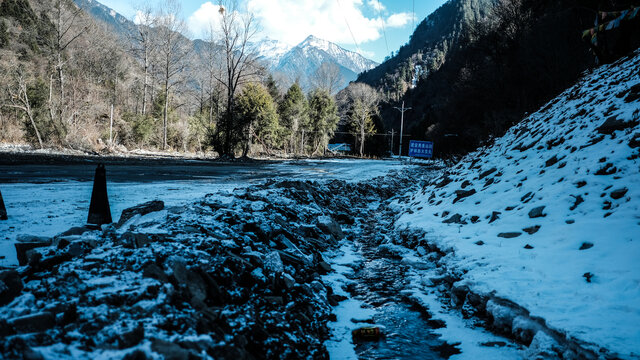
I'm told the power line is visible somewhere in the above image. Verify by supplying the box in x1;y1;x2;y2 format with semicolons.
376;0;389;55
412;0;415;29
335;0;362;55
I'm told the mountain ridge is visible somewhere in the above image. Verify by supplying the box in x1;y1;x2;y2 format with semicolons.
73;0;377;93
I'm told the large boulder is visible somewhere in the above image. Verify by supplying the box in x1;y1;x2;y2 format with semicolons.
316;216;344;239
528;206;546;219
118;200;164;227
0;270;23;305
14;235;52;266
597;116;638;135
9;312;55;333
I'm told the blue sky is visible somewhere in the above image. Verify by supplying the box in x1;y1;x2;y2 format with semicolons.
98;0;448;63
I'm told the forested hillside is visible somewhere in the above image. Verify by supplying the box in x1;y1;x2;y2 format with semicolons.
0;0;349;158
356;0;640;157
357;0;495;101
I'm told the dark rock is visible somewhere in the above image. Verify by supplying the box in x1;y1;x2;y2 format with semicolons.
475;241;485;246
528;206;546;218
118;200;165;226
263;251;284;274
451;284;469;306
316;216;344;239
570;195;584;211
576;181;587;188
123;350;149;360
335;213;355;225
443;214;466;225
595;163;617;176
9;312;55;333
0;270;23;305
264;296;284;305
489;211;501;223
481;341;507;348
435;177;452;188
318;261;333;273
427;319;447;329
610;188;628;200
524;244;534;249
461;180;472;189
453;189;476;204
282;273;295;289
242;222;268;242
579;242;594;250
629;133;640;148
479;167;497;180
61;303;78;325
58;226;91;237
566;219;575;224
625;83;640;102
597;116;638;134
545;155;559;167
470;216;480;223
143;263;170;283
498;232;522;239
522;226;541;235
151;339;191;360
14;235;52;266
118;323;145;349
583;272;594;283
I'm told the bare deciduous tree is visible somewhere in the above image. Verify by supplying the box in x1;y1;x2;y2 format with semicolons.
51;0;90;126
130;4;157;116
311;62;344;95
155;0;191;150
344;83;379;157
2;69;44;149
210;0;262;157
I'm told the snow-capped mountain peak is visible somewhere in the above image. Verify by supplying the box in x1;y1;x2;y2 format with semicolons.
254;35;378;91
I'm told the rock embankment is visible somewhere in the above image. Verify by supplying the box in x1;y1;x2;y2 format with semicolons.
0;170;418;359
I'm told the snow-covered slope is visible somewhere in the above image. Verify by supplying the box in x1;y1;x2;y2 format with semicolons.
397;51;640;357
268;36;378;92
255;38;293;64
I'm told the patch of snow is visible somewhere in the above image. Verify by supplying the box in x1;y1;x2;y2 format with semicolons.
397;51;640;357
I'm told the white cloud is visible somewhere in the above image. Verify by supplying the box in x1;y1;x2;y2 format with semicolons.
385;12;412;28
245;0;410;46
187;2;224;39
367;0;385;12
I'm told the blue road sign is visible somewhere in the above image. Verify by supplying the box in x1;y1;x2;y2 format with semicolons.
328;143;351;152
408;140;433;158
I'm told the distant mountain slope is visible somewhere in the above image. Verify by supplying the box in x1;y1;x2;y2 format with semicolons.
73;0;134;37
73;0;377;93
271;35;378;92
357;0;495;96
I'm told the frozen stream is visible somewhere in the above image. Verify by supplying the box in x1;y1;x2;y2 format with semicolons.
0;159;408;267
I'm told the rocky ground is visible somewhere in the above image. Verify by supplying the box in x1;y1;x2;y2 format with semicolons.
0;167;423;359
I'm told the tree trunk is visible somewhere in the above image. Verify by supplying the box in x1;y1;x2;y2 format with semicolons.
142;54;149;115
163;81;169;150
360;114;366;157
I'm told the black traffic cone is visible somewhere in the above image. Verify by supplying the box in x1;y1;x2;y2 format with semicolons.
0;188;7;220
87;164;112;227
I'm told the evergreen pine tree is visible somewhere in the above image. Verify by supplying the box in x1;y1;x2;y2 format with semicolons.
307;89;339;156
279;82;309;154
236;83;280;156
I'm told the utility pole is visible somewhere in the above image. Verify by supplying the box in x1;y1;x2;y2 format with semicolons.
109;104;114;147
390;128;394;156
394;101;411;157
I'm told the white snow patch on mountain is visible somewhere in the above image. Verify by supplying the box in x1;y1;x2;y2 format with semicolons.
396;51;640;358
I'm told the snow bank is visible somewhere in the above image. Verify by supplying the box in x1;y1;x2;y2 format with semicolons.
397;51;640;358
